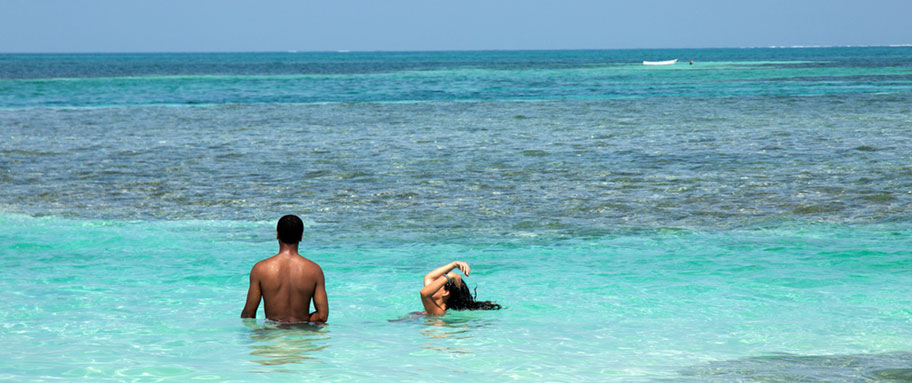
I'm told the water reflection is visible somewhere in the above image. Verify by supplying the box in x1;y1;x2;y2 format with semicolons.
392;312;496;354
677;351;912;382
243;319;330;367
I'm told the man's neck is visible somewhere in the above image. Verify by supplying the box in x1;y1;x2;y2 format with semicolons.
277;241;300;256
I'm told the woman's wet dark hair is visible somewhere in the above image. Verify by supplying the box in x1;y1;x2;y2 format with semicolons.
444;281;501;310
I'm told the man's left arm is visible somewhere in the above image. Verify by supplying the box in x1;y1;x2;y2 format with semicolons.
309;267;329;323
240;266;262;318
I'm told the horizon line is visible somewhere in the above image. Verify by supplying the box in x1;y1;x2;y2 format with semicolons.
2;44;911;55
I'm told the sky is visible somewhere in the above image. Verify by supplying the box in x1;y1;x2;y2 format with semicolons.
1;0;910;53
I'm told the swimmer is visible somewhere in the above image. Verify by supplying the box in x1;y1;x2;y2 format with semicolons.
419;261;501;315
241;215;329;323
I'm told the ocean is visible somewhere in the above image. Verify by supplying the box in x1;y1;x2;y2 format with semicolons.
2;47;912;382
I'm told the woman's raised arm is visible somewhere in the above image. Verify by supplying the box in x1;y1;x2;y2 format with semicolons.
419;261;470;314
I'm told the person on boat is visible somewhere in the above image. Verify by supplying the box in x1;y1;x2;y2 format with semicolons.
419;261;501;315
241;215;329;323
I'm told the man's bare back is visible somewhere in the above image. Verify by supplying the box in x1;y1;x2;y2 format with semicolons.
241;215;328;323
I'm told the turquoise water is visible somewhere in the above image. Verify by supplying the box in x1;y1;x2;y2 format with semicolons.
2;48;912;381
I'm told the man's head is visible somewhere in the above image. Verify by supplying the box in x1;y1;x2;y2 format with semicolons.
276;215;303;244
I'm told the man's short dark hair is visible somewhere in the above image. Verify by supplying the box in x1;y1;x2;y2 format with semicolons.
277;215;303;244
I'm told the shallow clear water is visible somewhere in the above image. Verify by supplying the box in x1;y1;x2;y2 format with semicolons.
2;48;912;382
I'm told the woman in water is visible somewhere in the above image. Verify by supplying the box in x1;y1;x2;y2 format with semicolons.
420;261;501;315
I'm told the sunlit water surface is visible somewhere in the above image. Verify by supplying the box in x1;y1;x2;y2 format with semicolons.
2;48;912;382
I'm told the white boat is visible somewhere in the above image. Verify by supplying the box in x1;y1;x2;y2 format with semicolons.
642;59;677;66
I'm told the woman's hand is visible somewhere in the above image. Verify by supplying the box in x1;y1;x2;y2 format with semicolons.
452;261;470;277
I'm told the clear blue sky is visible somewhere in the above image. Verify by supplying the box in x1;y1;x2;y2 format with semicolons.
1;0;910;53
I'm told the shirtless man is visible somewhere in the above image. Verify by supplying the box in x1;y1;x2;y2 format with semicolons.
241;215;329;323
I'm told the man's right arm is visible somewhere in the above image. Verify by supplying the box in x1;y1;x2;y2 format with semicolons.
308;267;329;323
240;265;261;318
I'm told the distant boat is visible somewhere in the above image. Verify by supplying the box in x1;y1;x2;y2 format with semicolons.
642;59;678;66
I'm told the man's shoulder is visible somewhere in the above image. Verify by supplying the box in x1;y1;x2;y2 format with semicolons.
257;253;320;267
253;253;321;271
295;255;323;270
251;255;281;272
255;255;276;264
